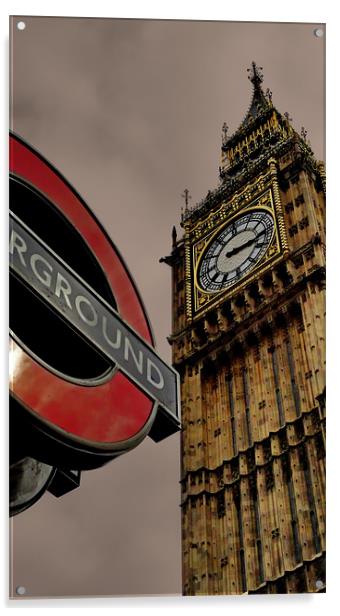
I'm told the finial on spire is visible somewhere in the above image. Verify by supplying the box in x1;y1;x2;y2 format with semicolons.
181;188;192;211
222;122;229;146
247;62;264;87
284;111;293;123
265;88;272;103
301;126;308;141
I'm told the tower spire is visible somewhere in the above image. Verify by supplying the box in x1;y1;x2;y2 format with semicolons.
221;61;271;152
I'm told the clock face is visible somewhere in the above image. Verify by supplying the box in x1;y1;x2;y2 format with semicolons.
197;210;275;293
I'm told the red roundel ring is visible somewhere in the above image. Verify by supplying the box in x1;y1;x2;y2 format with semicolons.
9;133;156;466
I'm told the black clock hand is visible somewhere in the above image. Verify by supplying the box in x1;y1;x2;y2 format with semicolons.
226;229;266;258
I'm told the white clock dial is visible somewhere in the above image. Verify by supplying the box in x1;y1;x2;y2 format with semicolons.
198;210;275;293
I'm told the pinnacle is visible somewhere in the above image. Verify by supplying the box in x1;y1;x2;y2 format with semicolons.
222;62;272;149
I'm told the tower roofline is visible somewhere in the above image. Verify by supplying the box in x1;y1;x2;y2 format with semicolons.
224;62;273;149
181;63;319;226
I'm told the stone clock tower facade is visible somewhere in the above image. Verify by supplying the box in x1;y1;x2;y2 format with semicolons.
164;64;326;595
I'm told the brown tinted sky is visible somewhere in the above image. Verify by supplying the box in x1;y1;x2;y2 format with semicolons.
10;17;324;597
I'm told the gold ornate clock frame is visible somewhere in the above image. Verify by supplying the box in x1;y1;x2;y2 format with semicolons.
186;160;289;318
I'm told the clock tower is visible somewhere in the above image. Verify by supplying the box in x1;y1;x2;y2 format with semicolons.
164;63;325;594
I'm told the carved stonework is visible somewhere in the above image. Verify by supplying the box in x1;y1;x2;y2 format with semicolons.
170;63;326;596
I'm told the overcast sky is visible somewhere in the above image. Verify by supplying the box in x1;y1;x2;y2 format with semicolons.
9;16;324;598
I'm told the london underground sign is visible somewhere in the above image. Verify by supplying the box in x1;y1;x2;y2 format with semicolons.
9;133;180;470
10;213;177;421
